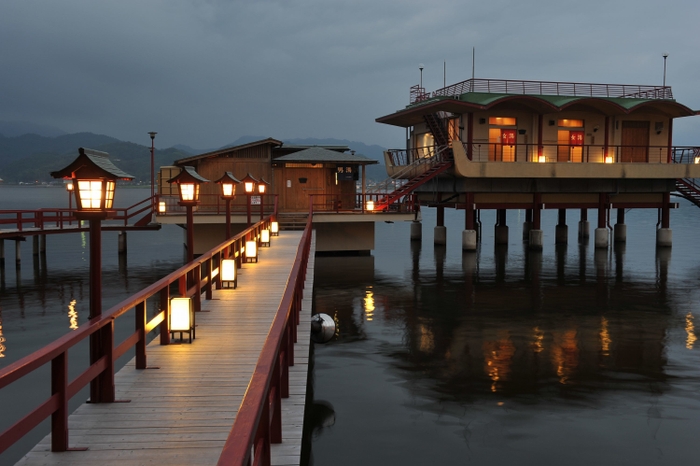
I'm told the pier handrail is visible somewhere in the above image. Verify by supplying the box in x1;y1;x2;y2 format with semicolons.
217;203;313;466
0;215;274;455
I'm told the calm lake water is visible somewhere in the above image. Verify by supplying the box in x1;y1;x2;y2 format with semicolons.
2;186;700;465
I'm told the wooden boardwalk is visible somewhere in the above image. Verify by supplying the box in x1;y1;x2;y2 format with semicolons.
15;231;314;466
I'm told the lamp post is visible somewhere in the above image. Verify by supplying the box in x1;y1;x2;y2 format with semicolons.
662;53;669;90
167;166;209;264
148;132;157;218
419;63;424;89
66;182;73;224
241;173;259;227
51;147;134;403
257;177;269;222
215;172;240;241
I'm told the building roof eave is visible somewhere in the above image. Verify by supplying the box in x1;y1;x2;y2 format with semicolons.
174;137;283;165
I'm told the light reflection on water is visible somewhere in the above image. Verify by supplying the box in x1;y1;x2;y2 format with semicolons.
308;205;700;466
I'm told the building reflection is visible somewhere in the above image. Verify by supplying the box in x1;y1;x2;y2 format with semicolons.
314;240;679;401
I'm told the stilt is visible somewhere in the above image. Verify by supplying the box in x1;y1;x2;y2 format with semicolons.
614;208;627;243
15;240;21;267
523;209;533;240
657;193;672;248
555;209;568;244
410;221;422;241
40;235;47;254
528;195;543;251
434;206;446;246
33;236;39;255
118;231;128;254
495;209;509;245
463;194;477;251
578;208;590;241
0;239;4;268
595;194;609;249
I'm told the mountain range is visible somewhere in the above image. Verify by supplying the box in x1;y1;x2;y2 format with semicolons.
0;127;388;184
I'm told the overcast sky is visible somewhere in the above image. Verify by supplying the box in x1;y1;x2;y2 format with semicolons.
2;0;699;150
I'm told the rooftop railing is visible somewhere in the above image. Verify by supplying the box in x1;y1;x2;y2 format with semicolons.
415;78;673;103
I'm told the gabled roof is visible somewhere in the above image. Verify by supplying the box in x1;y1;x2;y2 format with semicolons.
50;147;134;180
174;137;282;165
273;146;378;164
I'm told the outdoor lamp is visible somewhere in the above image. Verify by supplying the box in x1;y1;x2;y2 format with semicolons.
170;297;194;343
66;182;74;192
538;155;546;163
604;154;614;164
366;200;375;211
257;177;269;195
245;240;258;263
241;173;258;194
216;172;240;199
158;201;166;213
221;259;237;288
168;166;209;206
271;221;279;236
260;229;270;247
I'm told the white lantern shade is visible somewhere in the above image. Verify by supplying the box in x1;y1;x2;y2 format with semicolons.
604;155;614;164
158;201;166;213
261;229;270;246
170;297;192;332
271;221;279;235
179;182;197;202
221;183;235;197
245;240;258;262
366;200;374;211
76;179;115;210
244;181;255;193
538;155;546;163
221;259;236;287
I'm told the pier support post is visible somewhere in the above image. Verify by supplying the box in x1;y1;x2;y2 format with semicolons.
410;221;422;241
0;239;4;267
614;208;627;243
578;208;589;242
657;193;672;248
656;228;672;248
529;229;543;250
555;209;568;244
15;240;21;267
434;226;447;245
118;231;127;254
33;236;39;255
462;230;477;251
495;209;509;245
434;206;446;245
523;209;533;240
594;228;609;249
40;235;46;254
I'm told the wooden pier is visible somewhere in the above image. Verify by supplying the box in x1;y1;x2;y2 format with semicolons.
14;230;314;466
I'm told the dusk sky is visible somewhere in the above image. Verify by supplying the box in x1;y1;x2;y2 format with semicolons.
2;0;699;151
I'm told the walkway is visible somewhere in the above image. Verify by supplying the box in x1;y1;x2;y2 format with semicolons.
14;230;314;465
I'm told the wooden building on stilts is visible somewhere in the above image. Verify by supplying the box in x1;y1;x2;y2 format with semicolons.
375;78;700;250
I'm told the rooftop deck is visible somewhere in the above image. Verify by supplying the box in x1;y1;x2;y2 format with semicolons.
12;230;315;466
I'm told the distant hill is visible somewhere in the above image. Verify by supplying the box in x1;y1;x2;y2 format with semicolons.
0;121;67;138
0;133;191;183
0;132;392;184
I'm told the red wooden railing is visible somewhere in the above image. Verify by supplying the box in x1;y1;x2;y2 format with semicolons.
217;205;313;466
0;195;156;235
0;216;274;455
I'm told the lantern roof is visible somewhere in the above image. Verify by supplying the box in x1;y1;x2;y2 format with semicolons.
240;173;259;184
167;165;210;184
50;147;134;180
214;171;241;184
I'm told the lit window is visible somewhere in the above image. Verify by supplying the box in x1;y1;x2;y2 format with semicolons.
488;117;517;126
558;119;584;128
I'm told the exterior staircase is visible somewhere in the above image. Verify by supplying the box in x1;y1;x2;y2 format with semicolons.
373;112;454;212
675;178;700;207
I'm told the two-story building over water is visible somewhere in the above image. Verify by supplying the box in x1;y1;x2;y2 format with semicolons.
157;138;415;255
376;78;700;250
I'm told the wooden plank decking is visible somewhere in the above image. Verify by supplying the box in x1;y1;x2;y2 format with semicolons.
15;230;314;466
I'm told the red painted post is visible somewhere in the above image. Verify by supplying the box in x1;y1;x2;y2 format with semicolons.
160;286;170;345
51;352;69;451
98;320;115;403
270;364;282;443
136;302;147;369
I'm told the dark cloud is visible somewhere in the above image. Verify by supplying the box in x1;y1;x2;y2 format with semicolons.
1;0;699;150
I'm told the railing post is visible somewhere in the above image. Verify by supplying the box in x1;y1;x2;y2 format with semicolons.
98;320;116;403
160;286;170;345
270;362;282;444
136;301;147;369
205;259;213;300
50;352;69;452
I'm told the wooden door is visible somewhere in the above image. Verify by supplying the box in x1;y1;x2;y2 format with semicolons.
569;131;584;162
501;129;516;162
621;121;649;162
